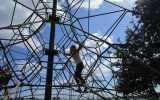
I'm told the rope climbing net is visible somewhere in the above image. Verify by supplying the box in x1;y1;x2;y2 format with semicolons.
0;0;156;100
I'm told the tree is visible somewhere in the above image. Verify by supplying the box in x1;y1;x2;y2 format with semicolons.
115;0;160;99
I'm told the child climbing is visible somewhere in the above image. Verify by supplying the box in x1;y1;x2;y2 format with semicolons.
63;44;87;92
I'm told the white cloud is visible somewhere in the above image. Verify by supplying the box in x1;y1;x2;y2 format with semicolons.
84;32;113;54
18;61;42;75
108;0;137;9
68;0;136;10
89;56;119;77
0;0;45;51
83;57;111;77
17;30;42;51
0;29;42;51
80;32;114;77
46;0;65;16
94;60;111;76
81;33;121;77
0;0;36;27
69;0;103;10
0;0;66;51
108;0;124;2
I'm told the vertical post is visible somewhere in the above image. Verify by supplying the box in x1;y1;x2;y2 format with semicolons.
44;0;57;100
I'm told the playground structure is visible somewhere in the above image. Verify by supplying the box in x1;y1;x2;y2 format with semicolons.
0;0;159;100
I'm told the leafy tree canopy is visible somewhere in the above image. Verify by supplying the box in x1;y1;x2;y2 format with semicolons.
115;0;160;98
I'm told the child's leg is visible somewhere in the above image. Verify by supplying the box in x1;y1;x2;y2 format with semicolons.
74;67;81;92
75;62;85;84
75;66;81;84
75;62;87;92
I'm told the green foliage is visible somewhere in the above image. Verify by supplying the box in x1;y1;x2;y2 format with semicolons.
115;0;160;98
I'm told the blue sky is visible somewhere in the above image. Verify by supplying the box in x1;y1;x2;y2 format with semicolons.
0;0;134;97
2;0;160;99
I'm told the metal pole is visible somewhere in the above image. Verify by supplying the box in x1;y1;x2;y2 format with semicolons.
44;0;57;100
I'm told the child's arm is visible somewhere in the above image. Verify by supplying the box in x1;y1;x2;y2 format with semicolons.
63;45;71;56
77;44;83;52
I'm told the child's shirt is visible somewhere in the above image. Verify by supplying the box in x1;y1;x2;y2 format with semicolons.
72;52;82;64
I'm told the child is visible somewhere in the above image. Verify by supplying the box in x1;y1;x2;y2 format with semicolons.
63;44;86;92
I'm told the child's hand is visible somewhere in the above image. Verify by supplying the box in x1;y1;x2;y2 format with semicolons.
62;45;65;50
77;43;83;51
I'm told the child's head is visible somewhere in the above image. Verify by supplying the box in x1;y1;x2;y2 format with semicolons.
70;45;76;53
